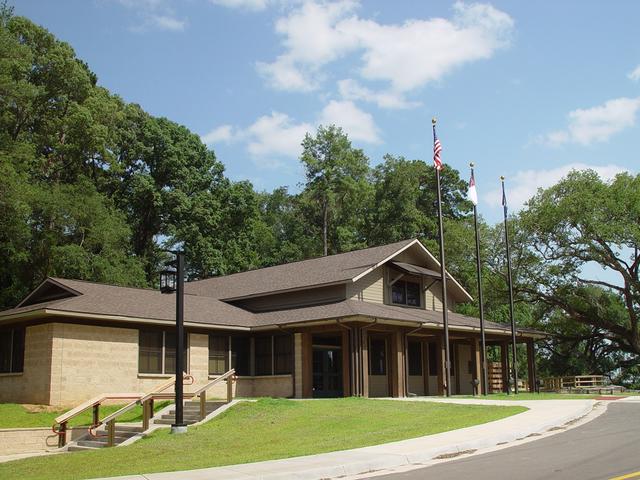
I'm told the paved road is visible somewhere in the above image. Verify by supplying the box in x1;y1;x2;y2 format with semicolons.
375;402;640;480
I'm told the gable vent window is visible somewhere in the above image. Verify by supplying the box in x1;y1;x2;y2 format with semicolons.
0;327;25;374
391;280;421;307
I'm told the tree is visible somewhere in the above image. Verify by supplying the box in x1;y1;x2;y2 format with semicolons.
517;170;640;374
300;125;371;256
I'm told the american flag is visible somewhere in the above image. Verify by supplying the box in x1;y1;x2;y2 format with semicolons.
432;124;443;171
501;180;508;216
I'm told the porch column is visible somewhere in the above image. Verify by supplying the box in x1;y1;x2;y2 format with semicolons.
301;332;313;398
500;342;510;393
471;338;483;395
341;329;351;397
390;330;406;397
294;333;303;398
526;339;536;393
436;334;446;396
361;328;370;398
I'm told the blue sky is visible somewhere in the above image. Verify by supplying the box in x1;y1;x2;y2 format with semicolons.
14;0;640;224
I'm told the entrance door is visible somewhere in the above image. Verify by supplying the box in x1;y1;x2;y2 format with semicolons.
312;335;343;398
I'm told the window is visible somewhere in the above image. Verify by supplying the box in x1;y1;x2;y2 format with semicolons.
208;335;229;375
0;328;25;374
274;335;293;374
370;338;387;375
231;337;250;376
138;330;187;375
391;280;421;307
254;336;273;376
408;341;422;376
427;342;437;376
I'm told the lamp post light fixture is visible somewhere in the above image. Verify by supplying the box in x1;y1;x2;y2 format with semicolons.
159;251;187;434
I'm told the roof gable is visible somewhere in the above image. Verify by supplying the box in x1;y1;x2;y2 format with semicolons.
17;278;81;308
185;239;416;300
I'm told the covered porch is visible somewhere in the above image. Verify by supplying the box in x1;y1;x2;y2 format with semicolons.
290;319;541;398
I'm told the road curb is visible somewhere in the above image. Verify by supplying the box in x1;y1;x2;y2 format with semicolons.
96;400;597;480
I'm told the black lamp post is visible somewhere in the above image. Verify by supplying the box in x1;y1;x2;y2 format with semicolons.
159;251;186;434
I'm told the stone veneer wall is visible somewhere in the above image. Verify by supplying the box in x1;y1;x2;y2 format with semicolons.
1;322;295;406
0;324;54;404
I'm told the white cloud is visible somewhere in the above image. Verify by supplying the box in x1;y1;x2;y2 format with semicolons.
201;125;235;145
541;97;640;146
204;100;381;166
484;163;629;211
337;79;420;109
629;65;640;82
113;0;186;32
246;112;313;161
318;100;381;143
148;15;186;31
258;1;513;97
209;0;270;11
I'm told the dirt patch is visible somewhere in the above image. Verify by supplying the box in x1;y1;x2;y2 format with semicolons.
434;449;477;460
594;396;625;401
21;405;62;414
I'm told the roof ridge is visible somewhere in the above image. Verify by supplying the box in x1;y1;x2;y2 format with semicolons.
50;277;158;293
189;238;416;285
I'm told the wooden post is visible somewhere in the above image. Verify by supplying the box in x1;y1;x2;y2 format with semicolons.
200;391;207;420
226;376;233;403
390;331;405;397
527;339;536;393
362;329;370;398
472;338;482;395
142;400;150;430
500;342;510;393
107;420;115;447
341;328;351;397
58;422;67;448
437;334;446;396
92;404;100;427
149;399;155;418
302;332;313;398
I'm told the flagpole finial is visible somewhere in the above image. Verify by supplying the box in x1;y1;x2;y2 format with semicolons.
432;117;437;125
469;162;475;168
500;175;505;181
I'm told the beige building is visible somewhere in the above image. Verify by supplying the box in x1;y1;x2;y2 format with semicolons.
0;239;542;406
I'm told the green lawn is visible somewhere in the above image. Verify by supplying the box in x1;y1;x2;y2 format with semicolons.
0;401;170;429
0;398;526;480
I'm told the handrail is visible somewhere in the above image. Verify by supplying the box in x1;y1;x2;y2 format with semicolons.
89;372;194;437
193;369;236;421
192;369;235;396
54;393;143;426
53;372;194;448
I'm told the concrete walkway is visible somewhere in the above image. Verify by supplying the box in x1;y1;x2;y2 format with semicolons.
96;397;597;480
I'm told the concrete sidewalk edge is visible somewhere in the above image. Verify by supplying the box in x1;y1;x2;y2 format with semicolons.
94;400;598;480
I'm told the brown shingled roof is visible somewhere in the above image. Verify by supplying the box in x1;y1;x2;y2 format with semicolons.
185;238;417;300
1;278;254;328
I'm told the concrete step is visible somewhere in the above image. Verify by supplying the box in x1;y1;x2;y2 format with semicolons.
153;418;198;426
92;430;139;439
67;445;98;452
76;436;132;448
108;424;144;433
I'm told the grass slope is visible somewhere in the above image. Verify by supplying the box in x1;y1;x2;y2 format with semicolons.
0;398;526;480
0;401;170;429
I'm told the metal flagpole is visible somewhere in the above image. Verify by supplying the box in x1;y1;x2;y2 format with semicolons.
470;163;488;396
432;117;451;397
501;176;519;395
